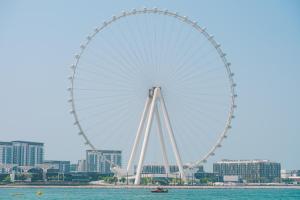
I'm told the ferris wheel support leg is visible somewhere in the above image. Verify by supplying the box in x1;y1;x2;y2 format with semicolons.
155;105;170;174
127;97;151;174
158;89;187;183
134;88;158;185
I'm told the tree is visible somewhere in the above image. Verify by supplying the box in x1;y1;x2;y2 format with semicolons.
4;175;11;183
120;177;126;183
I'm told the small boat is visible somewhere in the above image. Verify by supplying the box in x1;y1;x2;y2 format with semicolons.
36;191;43;196
151;187;168;193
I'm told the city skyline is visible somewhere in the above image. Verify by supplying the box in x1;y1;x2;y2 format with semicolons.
0;0;300;171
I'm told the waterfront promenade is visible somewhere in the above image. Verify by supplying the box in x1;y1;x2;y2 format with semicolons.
1;184;300;189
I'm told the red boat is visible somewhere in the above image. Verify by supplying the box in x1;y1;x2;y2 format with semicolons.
151;187;168;193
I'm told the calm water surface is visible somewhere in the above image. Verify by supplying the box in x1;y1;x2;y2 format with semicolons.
0;188;300;200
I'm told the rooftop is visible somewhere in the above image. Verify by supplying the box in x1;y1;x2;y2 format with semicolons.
0;141;13;145
87;150;122;153
44;160;70;163
12;141;44;146
215;159;279;164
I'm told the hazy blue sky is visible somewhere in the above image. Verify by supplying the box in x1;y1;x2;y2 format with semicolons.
0;0;299;170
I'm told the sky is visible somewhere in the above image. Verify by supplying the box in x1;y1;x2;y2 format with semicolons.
0;0;299;171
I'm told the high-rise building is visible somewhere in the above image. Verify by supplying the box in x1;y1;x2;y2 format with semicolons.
86;150;121;174
12;141;44;166
0;142;13;164
213;159;281;183
43;160;70;173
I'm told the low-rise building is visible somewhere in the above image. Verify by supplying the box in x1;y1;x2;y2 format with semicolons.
70;163;78;172
134;164;197;174
43;160;71;173
213;159;281;183
281;169;300;178
86;150;121;173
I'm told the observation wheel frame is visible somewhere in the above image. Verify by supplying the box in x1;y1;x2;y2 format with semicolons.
68;7;237;177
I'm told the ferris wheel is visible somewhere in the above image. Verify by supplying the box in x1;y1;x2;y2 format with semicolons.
69;8;236;184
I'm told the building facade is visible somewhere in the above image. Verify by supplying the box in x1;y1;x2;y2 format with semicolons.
213;159;281;183
70;163;78;172
0;142;13;165
86;150;121;174
133;164;197;174
12;141;44;166
0;141;44;168
77;159;87;172
281;169;300;179
43;160;70;173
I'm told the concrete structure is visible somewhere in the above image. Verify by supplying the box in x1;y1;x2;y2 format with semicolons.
43;160;70;173
213;159;281;183
0;142;13;165
86;150;121;173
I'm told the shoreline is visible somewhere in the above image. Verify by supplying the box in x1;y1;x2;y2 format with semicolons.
1;185;300;189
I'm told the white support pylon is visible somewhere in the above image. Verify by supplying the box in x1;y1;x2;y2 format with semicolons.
134;88;158;185
155;104;170;174
130;87;186;185
127;97;150;173
158;89;187;183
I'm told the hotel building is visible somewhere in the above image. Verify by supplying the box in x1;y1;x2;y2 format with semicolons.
213;159;281;183
0;142;13;165
86;150;121;174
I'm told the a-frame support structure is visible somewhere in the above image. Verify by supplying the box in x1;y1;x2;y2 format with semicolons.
126;87;186;185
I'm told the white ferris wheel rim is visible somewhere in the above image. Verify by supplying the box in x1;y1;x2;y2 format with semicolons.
68;7;237;170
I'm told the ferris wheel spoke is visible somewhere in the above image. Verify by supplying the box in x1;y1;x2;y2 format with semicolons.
72;92;137;102
169;41;208;81
80;100;132;132
168;49;218;84
81;46;139;83
182;102;228;126
123;16;148;73
98;28;144;78
77;101;135;124
156;16;185;82
74;72;136;90
172;110;215;161
74;95;133;112
177;111;222;151
117;19;147;77
176;64;225;85
84;45;136;80
167;26;198;78
157;14;176;77
85;41;139;84
109;22;144;78
76;59;137;87
171;54;221;83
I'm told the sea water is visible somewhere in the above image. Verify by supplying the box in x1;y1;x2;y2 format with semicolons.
0;188;300;200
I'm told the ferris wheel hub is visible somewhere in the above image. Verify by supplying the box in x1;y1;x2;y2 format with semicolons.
148;86;161;97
